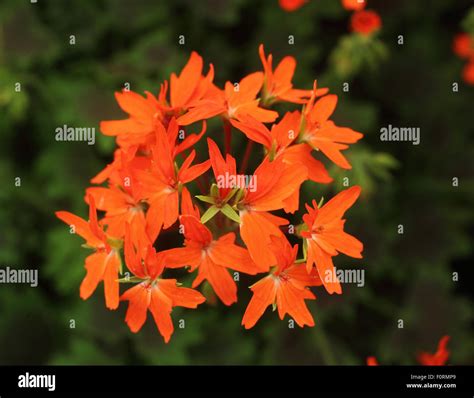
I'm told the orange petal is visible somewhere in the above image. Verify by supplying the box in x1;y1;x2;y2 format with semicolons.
80;252;108;300
85;187;127;212
180;185;200;218
306;240;341;294
121;283;151;333
55;211;102;247
274;56;296;85
242;275;277;329
318;186;361;225
276;280;315;327
309;94;337;125
179;214;212;246
149;287;174;343
103;251;120;310
195;256;238;306
162;245;203;269
114;90;155;120
209;235;260;275
158;279;206;308
283;144;332;183
239;211;282;271
170;51;203;108
177;100;225;126
312;140;352;169
321;229;363;259
230;117;272;147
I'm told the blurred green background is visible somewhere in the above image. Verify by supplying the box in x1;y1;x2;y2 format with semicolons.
0;0;473;365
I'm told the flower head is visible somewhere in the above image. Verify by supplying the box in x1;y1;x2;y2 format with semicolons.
302;186;363;294
342;0;366;11
242;235;321;329
351;10;382;36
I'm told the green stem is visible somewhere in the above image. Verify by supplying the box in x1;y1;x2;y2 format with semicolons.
313;323;337;365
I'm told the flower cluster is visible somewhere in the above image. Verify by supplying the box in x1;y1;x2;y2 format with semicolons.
367;336;451;366
56;44;364;342
453;32;474;85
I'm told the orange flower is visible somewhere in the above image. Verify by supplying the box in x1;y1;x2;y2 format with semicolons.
350;10;382;36
121;227;205;342
85;185;148;250
100;52;213;148
231;111;332;211
342;0;366;11
278;0;307;12
462;60;474;85
417;336;450;366
206;138;238;202
166;51;215;114
177;72;278;125
300;85;363;169
59;45;366;338
136;118;210;242
302;186;363;294
242;235;321;329
162;205;259;306
259;44;327;104
56;196;121;309
86;150;150;250
100;90;163;148
207;140;305;270
453;33;474;59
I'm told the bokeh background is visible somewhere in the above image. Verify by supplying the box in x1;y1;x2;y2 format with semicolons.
0;0;473;365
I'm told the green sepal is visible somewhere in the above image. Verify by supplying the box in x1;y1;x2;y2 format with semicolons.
210;183;219;198
195;195;216;205
201;205;220;224
220;204;241;223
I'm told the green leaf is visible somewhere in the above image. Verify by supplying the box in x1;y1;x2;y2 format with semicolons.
201;205;220;224
195;195;216;205
220;204;241;223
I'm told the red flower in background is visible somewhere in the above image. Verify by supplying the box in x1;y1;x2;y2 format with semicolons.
367;356;378;366
418;336;451;366
463;61;474;85
351;10;382;36
279;0;307;12
342;0;366;11
453;33;474;85
368;336;451;366
453;33;474;59
56;44;365;342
